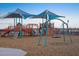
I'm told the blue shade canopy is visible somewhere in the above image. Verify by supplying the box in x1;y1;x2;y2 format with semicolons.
32;10;65;20
3;8;35;19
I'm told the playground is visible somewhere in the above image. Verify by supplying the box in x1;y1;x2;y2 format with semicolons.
0;9;79;56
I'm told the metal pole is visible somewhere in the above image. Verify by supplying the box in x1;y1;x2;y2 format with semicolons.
19;18;22;39
20;18;22;38
15;18;18;48
14;18;15;37
67;20;72;43
15;18;17;37
37;18;43;45
43;11;48;47
52;23;54;37
18;18;20;23
62;23;65;42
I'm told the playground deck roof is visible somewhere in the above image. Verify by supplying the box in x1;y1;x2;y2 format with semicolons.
32;10;65;20
3;8;35;19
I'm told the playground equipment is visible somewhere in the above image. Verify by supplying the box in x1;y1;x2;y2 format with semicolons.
1;23;39;37
1;9;71;48
61;19;72;43
39;23;54;36
32;10;64;47
1;26;14;37
3;8;35;38
26;24;39;36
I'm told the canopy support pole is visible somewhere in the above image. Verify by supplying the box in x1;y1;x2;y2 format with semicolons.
14;18;16;37
18;18;23;38
37;18;44;46
43;13;48;47
62;23;65;43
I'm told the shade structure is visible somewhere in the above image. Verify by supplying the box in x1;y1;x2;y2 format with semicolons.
2;8;36;38
31;10;65;47
32;10;65;21
4;8;35;19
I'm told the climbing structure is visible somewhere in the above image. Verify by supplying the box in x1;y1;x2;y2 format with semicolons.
32;10;64;47
1;9;68;48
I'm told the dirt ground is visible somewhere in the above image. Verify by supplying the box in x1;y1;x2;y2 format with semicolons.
0;35;79;56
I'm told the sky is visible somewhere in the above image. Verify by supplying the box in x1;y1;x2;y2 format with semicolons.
0;3;79;29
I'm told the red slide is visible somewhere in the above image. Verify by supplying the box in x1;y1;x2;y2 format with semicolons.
1;28;12;37
1;26;33;37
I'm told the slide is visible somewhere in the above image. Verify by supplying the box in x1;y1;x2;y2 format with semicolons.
1;28;12;37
